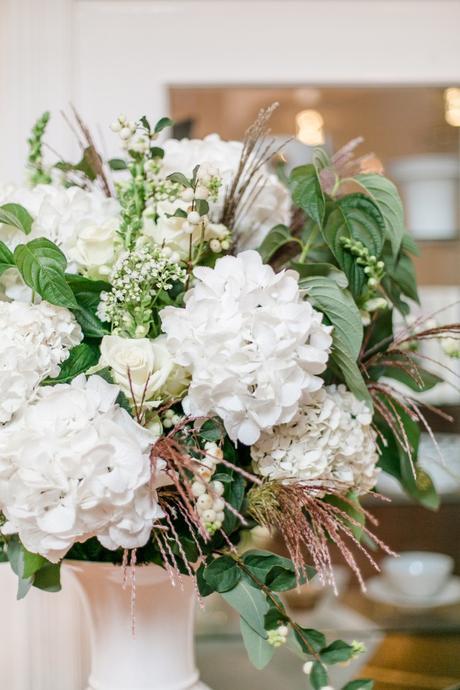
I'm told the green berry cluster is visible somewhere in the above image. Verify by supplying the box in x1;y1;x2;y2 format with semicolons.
340;236;385;289
27;112;52;186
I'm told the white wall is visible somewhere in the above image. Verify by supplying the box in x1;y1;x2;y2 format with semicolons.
1;0;460;182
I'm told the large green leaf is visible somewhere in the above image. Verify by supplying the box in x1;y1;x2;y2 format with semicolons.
323;194;385;296
0;240;14;276
300;276;363;360
355;173;404;256
240;619;273;670
14;238;77;308
342;681;374;690
290;164;325;226
309;661;329;690
320;639;355;664
300;275;370;403
242;549;314;592
257;225;296;263
45;342;100;384
0;203;33;235
221;579;269;636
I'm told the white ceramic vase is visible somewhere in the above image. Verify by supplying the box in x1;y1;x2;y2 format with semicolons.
68;561;210;690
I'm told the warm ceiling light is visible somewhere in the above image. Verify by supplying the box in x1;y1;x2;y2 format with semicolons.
296;109;325;146
444;87;460;127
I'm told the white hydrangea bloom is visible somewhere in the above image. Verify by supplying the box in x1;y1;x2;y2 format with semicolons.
161;135;291;249
0;183;120;275
160;251;332;445
252;384;379;495
0;300;82;424
0;375;165;561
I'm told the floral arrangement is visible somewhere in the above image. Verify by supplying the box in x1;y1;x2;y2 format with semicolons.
0;105;458;689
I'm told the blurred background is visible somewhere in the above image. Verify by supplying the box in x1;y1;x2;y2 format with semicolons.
0;1;459;689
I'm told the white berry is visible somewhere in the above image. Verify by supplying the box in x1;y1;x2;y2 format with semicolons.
187;211;201;225
192;481;206;497
197;494;213;510
210;480;224;496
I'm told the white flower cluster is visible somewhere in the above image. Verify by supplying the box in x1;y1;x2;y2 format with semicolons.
160;135;291;250
251;384;380;495
191;442;225;535
0;183;120;283
97;240;186;337
0;375;165;562
161;251;333;445
0;300;82;424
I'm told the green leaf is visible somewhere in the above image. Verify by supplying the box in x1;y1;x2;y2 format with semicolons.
324;492;365;540
291;261;348;288
401;232;419;256
290;164;325;226
257;224;296;263
196;564;214;596
199;419;224;442
0;240;14;276
221;579;269;636
0;203;34;235
242;550;314;592
300;275;369;403
342;681;374;690
66;274;110;337
195;198;209;216
240;619;273;670
203;556;241;593
320;639;355;664
154;117;174;134
294;627;326;654
108;158;128;171
300;276;363;360
33;563;61;593
222;472;246;534
45;342;100;384
385;251;419;304
355;173;404;256
150;146;165;160
309;660;328;690
323;194;385;296
14;238;77;308
167;172;190;187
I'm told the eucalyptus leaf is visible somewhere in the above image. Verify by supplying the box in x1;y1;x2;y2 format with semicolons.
14;238;77;308
355;173;404;256
221;579;269;636
240;619;273;670
0;203;34;235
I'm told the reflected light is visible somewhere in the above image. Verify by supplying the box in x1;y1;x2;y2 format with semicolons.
444;87;460;127
296;109;325;146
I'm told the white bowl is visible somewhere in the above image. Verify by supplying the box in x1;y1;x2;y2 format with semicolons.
382;551;454;599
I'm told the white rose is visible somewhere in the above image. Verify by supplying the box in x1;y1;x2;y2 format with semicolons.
68;217;119;278
99;334;174;405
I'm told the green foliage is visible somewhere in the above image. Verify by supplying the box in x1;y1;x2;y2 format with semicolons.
221;579;269;636
154;116;174;134
0;240;14;276
242;550;314;592
14;238;77;308
355;173;404;256
320;639;355;664
294;627;326;654
342;681;374;690
66;274;110;337
257;224;298;263
27;111;52;185
309;660;329;689
0;203;34;235
44;342;100;384
240;618;274;669
290;164;325;226
108;158;128;171
7;539;61;599
323;194;385;298
202;556;241;592
300;276;370;403
292;261;348;288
